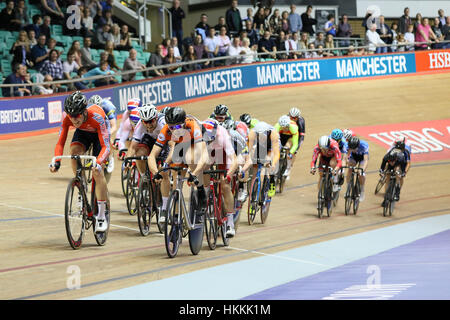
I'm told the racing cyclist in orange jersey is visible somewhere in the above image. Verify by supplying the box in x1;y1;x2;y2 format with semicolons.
274;115;299;180
50;91;110;232
148;107;209;222
310;135;342;191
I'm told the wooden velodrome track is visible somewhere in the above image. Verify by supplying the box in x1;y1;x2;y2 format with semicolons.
1;72;450;300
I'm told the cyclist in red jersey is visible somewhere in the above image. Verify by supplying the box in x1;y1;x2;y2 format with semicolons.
50;91;111;232
310;135;342;189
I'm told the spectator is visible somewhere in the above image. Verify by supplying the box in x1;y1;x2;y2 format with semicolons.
288;4;302;34
195;13;210;35
317;45;330;58
217;26;231;57
88;0;102;21
146;44;165;77
404;24;415;51
438;9;446;28
362;10;375;32
396;33;407;52
67;40;83;67
377;16;392;50
280;10;290;34
242;7;253;27
227;36;243;65
193;34;206;59
2;63;31;97
160;38;171;58
304;43;318;59
390;22;399;52
276;30;288;59
253;7;266;35
226;0;242;36
24;14;42;39
324;34;337;56
81;37;97;70
432;17;444;41
98;9;114;28
415;18;439;50
366;23;386;54
286;32;299;59
40;0;64;24
35;74;54;95
0;0;16;31
298;32;309;52
346;45;360;56
182;45;200;72
98;51;110;68
214;16;227;33
39;16;52;42
398;7;412;35
11;0;29;31
40;49;64;82
204;27;219;65
337;14;352;47
171;37;182;62
100;0;114;12
240;37;257;64
301;5;317;36
104;40;121;71
169;0;185;53
324;14;337;37
269;9;281;35
314;32;325;47
47;38;62;57
95;23;113;49
122;48;145;82
258;30;276;59
442;17;450;48
414;13;422;32
62;53;79;80
10;30;34;69
31;34;49;70
162;47;180;73
244;20;258;47
119;24;133;51
28;30;37;46
82;60;117;87
81;7;95;38
23;68;33;94
111;23;122;49
263;7;272;24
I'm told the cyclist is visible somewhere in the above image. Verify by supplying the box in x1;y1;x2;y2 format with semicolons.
346;136;369;201
149;107;209;221
201;118;239;237
88;94;118;140
210;104;233;124
379;150;406;206
274;115;299;179
343;128;355;141
288;107;305;148
242;120;281;199
50;91;110;232
310;135;342;192
240;113;259;129
330;128;348;190
116;98;142;159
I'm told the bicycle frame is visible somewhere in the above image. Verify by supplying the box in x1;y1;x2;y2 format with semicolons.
204;168;228;226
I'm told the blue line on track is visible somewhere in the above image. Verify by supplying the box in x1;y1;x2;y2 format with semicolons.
0;216;60;222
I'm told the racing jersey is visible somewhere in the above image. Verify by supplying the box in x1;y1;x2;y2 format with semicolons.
291;116;305;142
133;113;166;143
203;124;235;167
330;136;348;154
55;104;110;165
229;128;248;156
234;120;249;141
116;109;141;150
380;149;406;170
155;116;203;148
311;139;342;169
249;118;259;129
88;99;116;121
274;120;299;154
349;139;369;157
388;143;411;162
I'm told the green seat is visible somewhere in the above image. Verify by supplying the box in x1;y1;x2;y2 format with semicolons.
120;51;129;59
1;60;12;74
72;36;83;43
52;25;63;36
143;52;150;60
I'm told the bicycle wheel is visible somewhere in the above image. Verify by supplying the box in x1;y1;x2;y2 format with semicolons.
126;166;139;215
92;192;110;246
165;191;181;258
344;178;352;215
383;180;393;217
260;176;271;224
233;188;242;231
188;188;204;255
137;176;152;236
121;161;129;197
153;182;164;234
326;177;333;217
353;178;361;215
65;178;86;250
247;177;259;225
317;177;325;219
204;192;218;250
374;176;386;195
389;183;397;216
277;157;287;194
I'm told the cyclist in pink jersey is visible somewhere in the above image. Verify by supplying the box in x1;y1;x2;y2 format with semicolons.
310;135;342;190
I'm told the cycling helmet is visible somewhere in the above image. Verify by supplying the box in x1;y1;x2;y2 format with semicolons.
160;106;170;115
318;135;331;149
239;113;251;126
221;119;235;130
214;104;228;116
202;118;219;143
229;129;247;155
331;128;343;141
343;129;353;140
387;151;398;162
278;115;291;128
348;136;360;149
394;137;406;150
129;109;141;125
127;98;142;112
289;107;301;118
138;103;158;122
88;94;102;106
64;91;87;116
165;106;186;124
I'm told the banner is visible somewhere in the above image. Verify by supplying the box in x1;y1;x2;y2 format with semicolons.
351;119;450;162
415;49;450;72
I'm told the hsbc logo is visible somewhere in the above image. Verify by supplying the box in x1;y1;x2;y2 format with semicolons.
428;52;450;69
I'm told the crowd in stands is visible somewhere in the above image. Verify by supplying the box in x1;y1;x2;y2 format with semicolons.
1;0;450;97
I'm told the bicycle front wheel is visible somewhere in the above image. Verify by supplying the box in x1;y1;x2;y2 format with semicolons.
326;178;333;217
188;188;204;255
137;177;153;236
165;191;181;258
204;193;218;250
126;166;139;215
374;176;385;195
121;161;129;197
247;178;259;225
65;179;86;250
260;176;271;224
317;177;325;219
353;179;361;215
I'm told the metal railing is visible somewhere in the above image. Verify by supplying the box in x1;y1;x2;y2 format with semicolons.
1;39;448;98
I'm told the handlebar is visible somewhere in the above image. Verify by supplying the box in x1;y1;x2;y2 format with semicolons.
341;166;364;172
51;155;97;167
124;156;148;162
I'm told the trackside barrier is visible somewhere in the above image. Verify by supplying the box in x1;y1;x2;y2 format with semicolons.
1;49;449;138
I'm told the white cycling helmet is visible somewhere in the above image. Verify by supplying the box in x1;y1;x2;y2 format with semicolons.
88;95;102;106
278;115;290;128
138;103;158;121
343;129;353;140
318;135;331;149
289;107;301;118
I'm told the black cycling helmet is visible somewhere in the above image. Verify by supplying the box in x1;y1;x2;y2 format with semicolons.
348;136;360;149
214;104;228;116
387;151;398;162
239;113;251;126
160;106;170;115
394;138;406;150
221;119;235;130
165;106;186;124
64;91;87;116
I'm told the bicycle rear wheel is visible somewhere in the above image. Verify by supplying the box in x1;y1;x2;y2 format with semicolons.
137;176;153;236
277;157;287;194
126;166;139;215
344;183;352;216
374;176;385;195
353;179;361;215
165;191;181;258
326;177;333;217
220;196;229;247
65;178;86;250
121;161;129;197
247;177;259;225
317;177;325;219
260;176;271;224
204;193;218;250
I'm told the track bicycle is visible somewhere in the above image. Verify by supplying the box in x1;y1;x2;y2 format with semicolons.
123;156;141;216
343;166;364;215
247;159;272;225
276;146;290;194
315;164;334;218
383;169;401;217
